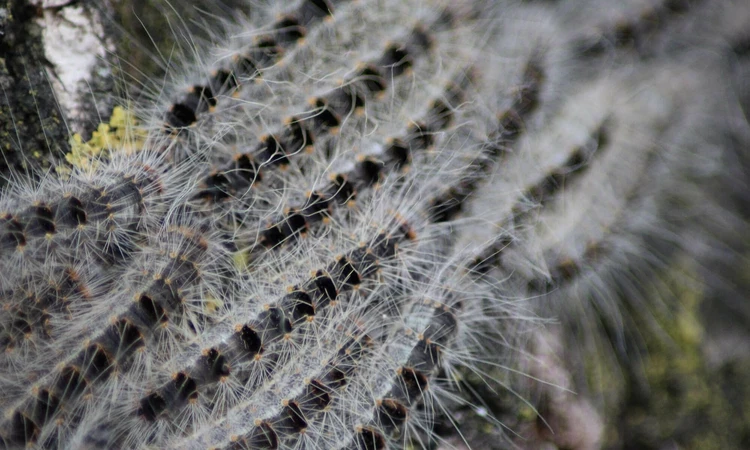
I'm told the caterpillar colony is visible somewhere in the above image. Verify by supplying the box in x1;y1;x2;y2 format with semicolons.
1;0;748;449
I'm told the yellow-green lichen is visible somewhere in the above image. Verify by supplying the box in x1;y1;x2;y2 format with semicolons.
609;257;750;450
233;251;251;272
66;106;146;170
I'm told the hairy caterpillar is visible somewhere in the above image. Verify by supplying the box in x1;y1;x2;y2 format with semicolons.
1;0;748;449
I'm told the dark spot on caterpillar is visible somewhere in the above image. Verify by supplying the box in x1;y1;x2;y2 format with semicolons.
307;271;338;309
260;224;286;248
262;209;310;248
515;61;544;116
232;153;261;188
109;177;145;207
526;174;560;204
576;5;681;59
390;367;429;405
383;139;410;171
496;109;523;143
299;379;331;411
63;196;87;226
79;343;114;382
566;148;587;168
405;121;434;150
140;374;198;419
1;215;26;248
594;121;609;150
28;204;55;235
274;16;306;45
280;209;309;238
281;289;315;322
348;246;379;278
135;294;168;328
396;220;416;242
138;392;167;422
276;401;307;434
379;44;412;77
230;421;279;450
210;69;238;93
280;117;314;154
429;186;464;223
0;332;14;353
234;54;259;78
371;232;398;260
100;319;145;362
664;0;690;13
584;240;606;261
353;426;386;450
407;26;433;52
34;313;52;339
444;74;470;106
227;154;261;190
328;174;356;204
512;118;608;224
323;366;347;388
172;372;199;403
351;157;383;188
331;256;361;289
525;146;589;207
36;289;61;315
422;308;458;345
251;37;284;68
195;348;231;382
308;97;340;133
406;339;442;373
198;171;232;202
185;85;217;115
613;20;637;47
526;277;553;294
335;336;370;370
166;103;197;129
256;307;292;342
56;366;87;401
30;389;60;427
7;411;38;445
235;324;263;358
299;192;330;223
326;84;365;116
60;267;87;298
425;99;453;131
11;312;32;336
467;237;512;276
85;187;113;222
145;278;184;313
297;0;334;26
355;64;387;94
551;258;581;284
376;398;408;435
434;8;456;30
256;134;288;167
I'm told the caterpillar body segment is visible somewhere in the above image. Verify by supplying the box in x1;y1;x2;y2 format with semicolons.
0;208;240;448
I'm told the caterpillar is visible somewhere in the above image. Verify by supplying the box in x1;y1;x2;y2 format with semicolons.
1;0;748;449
